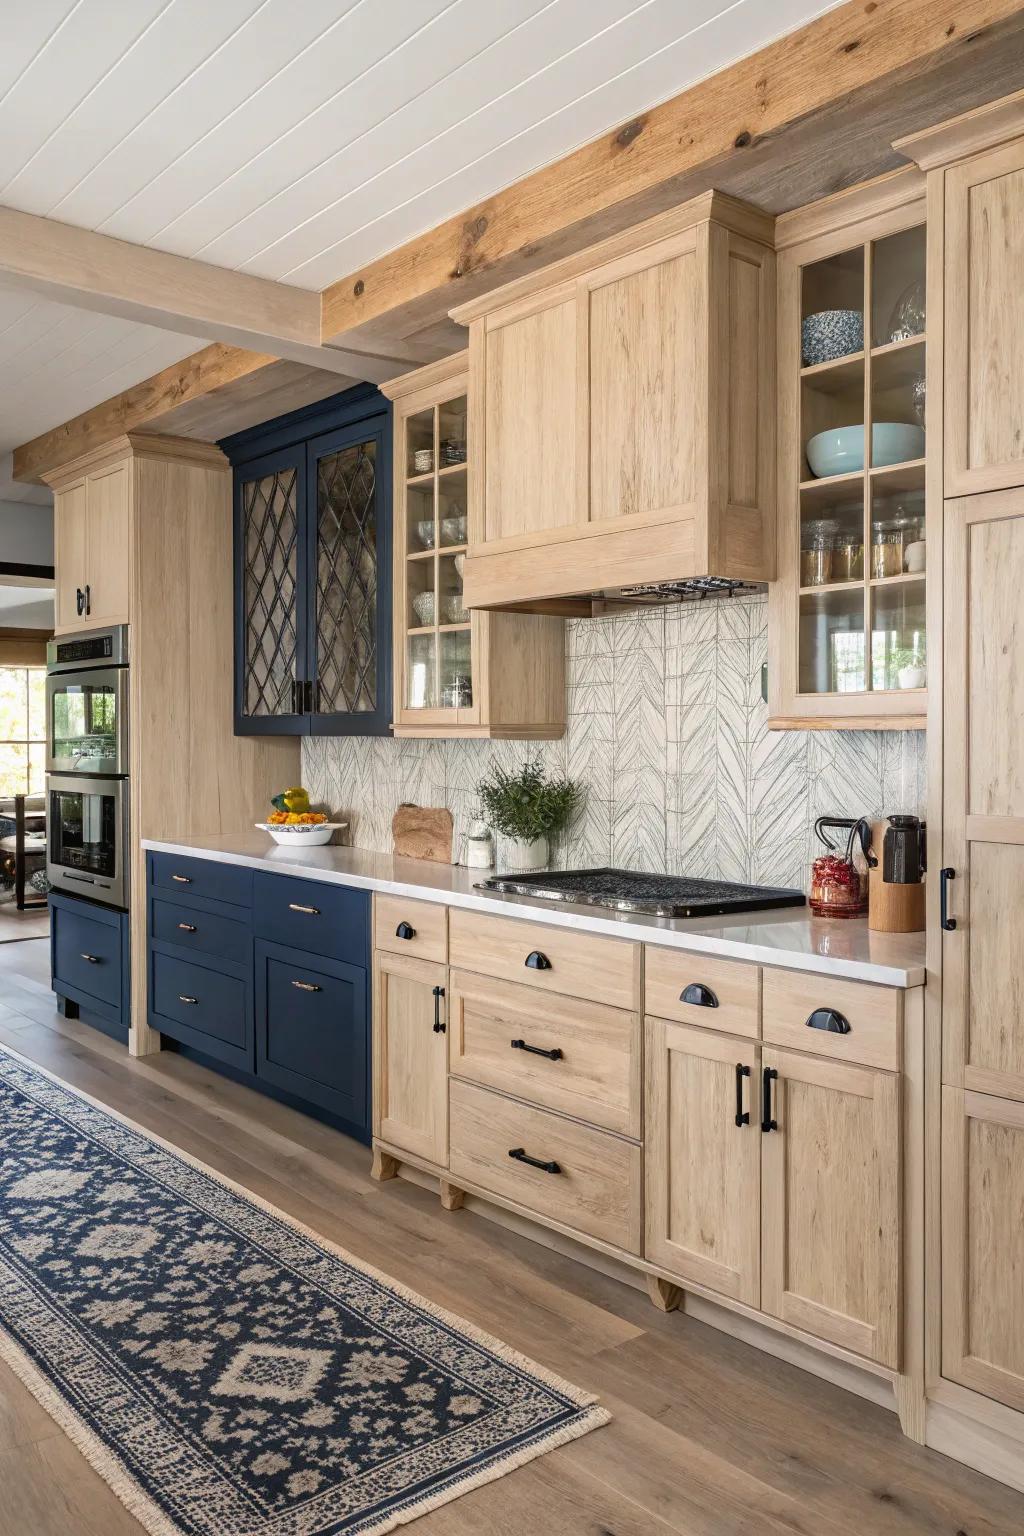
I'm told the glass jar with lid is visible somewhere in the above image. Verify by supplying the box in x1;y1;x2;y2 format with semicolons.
871;518;904;580
801;519;839;587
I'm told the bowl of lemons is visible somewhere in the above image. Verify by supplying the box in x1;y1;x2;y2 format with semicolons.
255;788;347;846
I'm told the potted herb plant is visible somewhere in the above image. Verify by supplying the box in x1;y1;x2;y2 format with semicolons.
477;756;585;873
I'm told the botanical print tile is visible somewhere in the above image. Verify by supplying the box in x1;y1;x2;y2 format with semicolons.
302;593;927;878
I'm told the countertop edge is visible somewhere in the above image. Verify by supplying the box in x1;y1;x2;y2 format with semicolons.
142;839;926;989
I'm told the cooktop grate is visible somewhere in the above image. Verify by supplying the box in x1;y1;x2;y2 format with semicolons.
476;867;806;919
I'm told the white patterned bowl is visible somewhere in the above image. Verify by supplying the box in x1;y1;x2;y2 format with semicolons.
801;309;863;367
255;822;347;846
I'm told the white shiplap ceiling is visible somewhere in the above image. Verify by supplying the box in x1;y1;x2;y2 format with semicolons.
0;0;840;456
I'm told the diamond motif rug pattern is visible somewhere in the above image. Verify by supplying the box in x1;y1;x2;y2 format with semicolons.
0;1045;608;1535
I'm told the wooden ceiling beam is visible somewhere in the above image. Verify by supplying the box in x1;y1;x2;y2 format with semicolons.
0;202;424;378
320;0;1024;349
13;345;274;482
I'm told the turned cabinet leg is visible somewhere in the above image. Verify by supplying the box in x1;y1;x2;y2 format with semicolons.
370;1147;400;1182
645;1274;683;1313
439;1179;465;1212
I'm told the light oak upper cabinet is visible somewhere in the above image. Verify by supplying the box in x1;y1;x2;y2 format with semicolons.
761;1047;901;1369
899;99;1024;497
451;191;776;611
380;354;564;738
645;1018;761;1306
51;457;131;633
373;950;448;1166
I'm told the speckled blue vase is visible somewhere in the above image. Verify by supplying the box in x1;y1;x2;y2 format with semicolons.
802;309;864;367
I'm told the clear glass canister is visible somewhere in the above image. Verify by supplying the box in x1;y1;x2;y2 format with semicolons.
801;519;838;587
871;519;904;580
833;537;864;582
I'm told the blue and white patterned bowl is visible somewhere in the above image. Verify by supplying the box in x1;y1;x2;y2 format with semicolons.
802;309;863;367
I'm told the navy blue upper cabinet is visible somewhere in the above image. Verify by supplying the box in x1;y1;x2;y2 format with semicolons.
222;383;392;737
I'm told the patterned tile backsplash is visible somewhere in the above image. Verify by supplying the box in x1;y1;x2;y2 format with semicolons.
303;596;926;891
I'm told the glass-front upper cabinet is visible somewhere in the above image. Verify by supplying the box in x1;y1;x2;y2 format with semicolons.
381;354;566;740
769;173;927;730
225;385;392;736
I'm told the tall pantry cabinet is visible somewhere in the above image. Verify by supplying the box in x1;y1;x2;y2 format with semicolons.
899;93;1024;1485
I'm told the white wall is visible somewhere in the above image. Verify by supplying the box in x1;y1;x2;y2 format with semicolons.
0;498;53;567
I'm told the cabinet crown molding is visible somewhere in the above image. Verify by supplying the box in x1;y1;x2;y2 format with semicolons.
380;350;468;403
449;189;773;326
42;432;228;488
895;85;1024;170
774;166;925;251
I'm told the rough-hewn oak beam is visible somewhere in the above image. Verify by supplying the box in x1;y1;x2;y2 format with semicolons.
13;345;274;483
321;0;1024;347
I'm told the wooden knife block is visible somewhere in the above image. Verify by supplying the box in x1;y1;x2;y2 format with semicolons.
868;820;926;932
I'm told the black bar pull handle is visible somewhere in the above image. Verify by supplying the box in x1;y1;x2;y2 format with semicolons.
806;1007;851;1035
761;1066;778;1132
735;1062;751;1126
940;867;957;931
511;1038;563;1061
84;583;91;617
432;984;446;1033
76;587;85;616
681;982;719;1008
304;678;315;713
395;921;416;940
525;950;552;970
508;1147;561;1175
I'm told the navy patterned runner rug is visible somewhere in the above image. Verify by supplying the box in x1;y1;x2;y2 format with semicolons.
0;1045;607;1535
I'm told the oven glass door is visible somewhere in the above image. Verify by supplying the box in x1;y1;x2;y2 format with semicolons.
47;667;128;775
47;776;127;908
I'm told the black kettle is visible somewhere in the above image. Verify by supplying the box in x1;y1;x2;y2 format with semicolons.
882;815;927;884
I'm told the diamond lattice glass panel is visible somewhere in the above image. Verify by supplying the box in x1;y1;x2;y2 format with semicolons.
242;468;298;717
316;442;378;714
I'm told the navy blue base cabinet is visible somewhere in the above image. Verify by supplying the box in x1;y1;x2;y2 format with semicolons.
50;891;130;1044
146;852;371;1143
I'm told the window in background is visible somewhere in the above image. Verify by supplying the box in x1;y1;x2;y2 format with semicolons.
0;668;46;796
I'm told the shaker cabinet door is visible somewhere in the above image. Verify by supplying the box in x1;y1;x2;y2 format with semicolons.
234;447;307;733
760;1047;901;1368
54;480;88;633
944;139;1024;495
84;462;131;627
644;1018;761;1305
373;951;448;1166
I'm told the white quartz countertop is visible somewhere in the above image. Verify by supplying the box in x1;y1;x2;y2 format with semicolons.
142;834;926;988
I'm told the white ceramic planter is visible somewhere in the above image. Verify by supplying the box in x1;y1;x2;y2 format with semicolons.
501;835;548;873
897;665;927;690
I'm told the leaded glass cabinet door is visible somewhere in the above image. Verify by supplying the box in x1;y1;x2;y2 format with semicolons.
235;447;307;733
307;416;392;735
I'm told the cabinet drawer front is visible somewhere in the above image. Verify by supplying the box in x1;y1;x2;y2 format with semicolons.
255;941;368;1131
449;908;639;1010
762;968;902;1071
645;947;760;1038
374;894;447;963
253;874;368;966
151;896;250;966
150;952;249;1061
449;969;639;1137
449;1079;641;1252
52;902;122;1009
150;852;252;910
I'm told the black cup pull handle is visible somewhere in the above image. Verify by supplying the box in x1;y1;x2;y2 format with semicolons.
735;1062;751;1126
806;1007;851;1035
508;1147;561;1175
432;984;446;1034
681;982;719;1008
525;950;551;970
510;1038;563;1061
761;1066;778;1132
395;921;416;940
940;867;957;931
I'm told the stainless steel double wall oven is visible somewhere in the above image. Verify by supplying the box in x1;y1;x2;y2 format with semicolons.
45;625;129;909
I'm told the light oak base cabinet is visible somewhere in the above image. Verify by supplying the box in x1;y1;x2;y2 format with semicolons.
373;951;448;1167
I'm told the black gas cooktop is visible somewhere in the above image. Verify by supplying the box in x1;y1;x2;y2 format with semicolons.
476;867;806;920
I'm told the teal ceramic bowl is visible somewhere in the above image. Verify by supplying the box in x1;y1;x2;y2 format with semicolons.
805;422;925;478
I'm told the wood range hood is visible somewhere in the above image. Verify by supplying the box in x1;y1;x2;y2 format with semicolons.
452;190;776;616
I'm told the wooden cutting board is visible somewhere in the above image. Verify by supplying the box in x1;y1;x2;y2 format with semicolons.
392;804;454;863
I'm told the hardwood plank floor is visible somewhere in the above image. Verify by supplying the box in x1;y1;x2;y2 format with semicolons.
1;936;1023;1536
